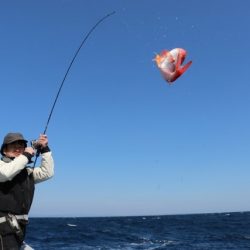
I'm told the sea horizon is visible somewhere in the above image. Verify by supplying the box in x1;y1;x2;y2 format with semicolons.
29;210;250;218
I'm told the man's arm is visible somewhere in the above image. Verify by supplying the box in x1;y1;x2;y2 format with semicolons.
32;148;54;184
0;155;29;182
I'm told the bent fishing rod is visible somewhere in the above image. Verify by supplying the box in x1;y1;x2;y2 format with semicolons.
32;11;116;166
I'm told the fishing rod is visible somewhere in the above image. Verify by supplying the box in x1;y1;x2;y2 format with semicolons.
32;11;116;166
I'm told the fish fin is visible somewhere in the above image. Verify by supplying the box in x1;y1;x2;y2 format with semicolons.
160;50;169;57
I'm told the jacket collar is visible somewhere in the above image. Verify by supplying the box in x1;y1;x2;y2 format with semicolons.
1;156;15;163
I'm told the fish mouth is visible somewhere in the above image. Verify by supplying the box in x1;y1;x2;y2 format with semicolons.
179;53;187;67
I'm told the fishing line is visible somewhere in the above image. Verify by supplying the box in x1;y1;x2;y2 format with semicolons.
33;11;116;166
44;11;115;134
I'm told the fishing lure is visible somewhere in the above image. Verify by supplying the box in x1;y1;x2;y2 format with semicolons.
154;48;192;84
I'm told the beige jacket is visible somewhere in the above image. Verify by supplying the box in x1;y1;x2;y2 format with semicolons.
0;152;54;183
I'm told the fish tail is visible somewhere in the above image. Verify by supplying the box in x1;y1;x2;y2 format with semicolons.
180;61;192;74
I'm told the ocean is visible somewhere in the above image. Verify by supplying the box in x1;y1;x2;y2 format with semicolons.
25;212;250;249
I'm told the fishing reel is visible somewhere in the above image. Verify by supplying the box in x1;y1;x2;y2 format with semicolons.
30;140;42;158
30;140;41;150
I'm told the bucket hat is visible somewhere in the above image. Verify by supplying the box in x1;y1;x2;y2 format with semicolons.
1;132;27;155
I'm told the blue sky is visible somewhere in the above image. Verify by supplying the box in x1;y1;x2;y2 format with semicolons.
0;0;249;217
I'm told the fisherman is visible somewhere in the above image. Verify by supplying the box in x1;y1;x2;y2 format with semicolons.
0;132;54;249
